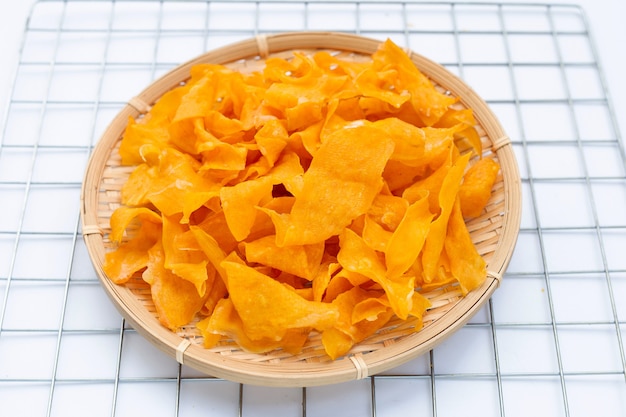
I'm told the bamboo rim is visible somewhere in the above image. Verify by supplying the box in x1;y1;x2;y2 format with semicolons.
80;31;521;387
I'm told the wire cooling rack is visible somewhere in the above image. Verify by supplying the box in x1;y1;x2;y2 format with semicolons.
1;1;625;416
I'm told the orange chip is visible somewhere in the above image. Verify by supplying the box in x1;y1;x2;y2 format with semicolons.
402;143;457;213
103;220;161;285
220;177;273;242
142;241;207;331
121;147;220;223
445;199;487;294
119;87;189;165
372;39;457;126
355;68;409;109
352;296;390;323
108;206;162;244
459;157;500;218
322;270;364;303
372;118;426;165
254;119;288;167
320;327;354;361
243;235;324;281
270;123;395;246
195;118;248;172
312;260;341;302
338;228;414;320
421;151;471;283
321;287;394;359
161;214;209;296
197;298;309;354
193;209;238;254
385;193;434;278
222;259;339;341
361;215;393;252
188;226;228;284
409;291;432;330
104;207;163;284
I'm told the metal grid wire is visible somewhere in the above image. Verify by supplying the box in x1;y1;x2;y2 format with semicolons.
1;1;625;416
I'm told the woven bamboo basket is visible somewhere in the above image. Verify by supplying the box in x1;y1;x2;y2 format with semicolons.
80;32;521;387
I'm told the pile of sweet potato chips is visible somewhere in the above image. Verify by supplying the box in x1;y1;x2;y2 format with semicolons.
103;39;500;359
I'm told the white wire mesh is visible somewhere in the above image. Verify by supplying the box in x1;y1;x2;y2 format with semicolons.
1;1;625;416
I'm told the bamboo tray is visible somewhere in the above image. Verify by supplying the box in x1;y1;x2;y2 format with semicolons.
80;32;521;387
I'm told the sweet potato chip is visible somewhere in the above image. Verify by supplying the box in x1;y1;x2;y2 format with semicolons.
385;193;434;278
222;259;339;341
121;147;221;223
312;260;341;302
352;296;390;323
161;214;209;296
103;220;161;285
103;207;163;284
109;206;162;244
271;123;395;246
220;177;273;242
243;235;324;281
338;228;415;320
142;241;207;330
362;215;393;252
197;298;309;354
372;39;457;126
322;287;394;359
421;151;471;283
459;157;500;218
119;87;189;165
445;199;487;294
409;291;432;330
254;119;288;167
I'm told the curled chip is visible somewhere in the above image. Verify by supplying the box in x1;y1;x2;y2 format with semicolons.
103;39;500;359
459;157;501;218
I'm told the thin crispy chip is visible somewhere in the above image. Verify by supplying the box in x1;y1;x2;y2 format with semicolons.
322;287;394;359
362;215;393;252
270;123;395;246
142;241;207;330
445;199;487;294
385;193;434;278
105;38;498;359
409;291;432;330
222;259;339;341
109;206;162;244
119;87;189;165
243;235;324;281
197;298;309;354
220;178;273;242
254;119;288;167
220;152;303;242
372;39;457;126
372;118;426;165
459;157;500;218
103;220;161;284
421;151;471;283
161;214;210;296
338;228;415;320
320;328;354;361
352;296;390;323
104;207;163;284
121;147;220;223
312;260;341;302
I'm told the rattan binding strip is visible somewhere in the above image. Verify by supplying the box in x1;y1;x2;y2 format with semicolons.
176;339;192;364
